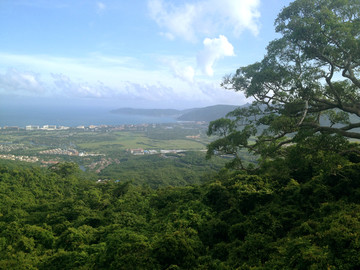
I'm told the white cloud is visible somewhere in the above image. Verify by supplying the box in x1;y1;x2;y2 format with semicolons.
122;81;178;101
51;73;183;101
158;55;196;83
32;71;244;105
167;61;195;83
96;2;106;14
196;80;247;105
148;0;261;42
148;0;198;42
0;53;249;106
177;65;195;83
0;52;160;86
51;73;120;98
159;32;175;40
0;69;45;94
197;35;235;76
213;0;261;36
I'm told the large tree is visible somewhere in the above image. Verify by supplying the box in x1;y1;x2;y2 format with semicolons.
207;0;360;169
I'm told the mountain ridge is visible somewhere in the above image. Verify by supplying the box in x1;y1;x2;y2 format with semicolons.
111;104;248;122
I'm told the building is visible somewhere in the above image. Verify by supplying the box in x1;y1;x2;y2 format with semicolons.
3;126;20;131
186;135;200;139
160;150;186;154
144;150;158;155
130;148;144;155
68;149;79;156
26;125;40;131
42;125;56;130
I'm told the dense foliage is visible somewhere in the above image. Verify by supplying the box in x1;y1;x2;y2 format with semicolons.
99;152;225;188
0;145;360;269
1;0;360;269
207;0;360;169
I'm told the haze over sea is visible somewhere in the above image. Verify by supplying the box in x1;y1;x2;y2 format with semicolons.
0;103;177;128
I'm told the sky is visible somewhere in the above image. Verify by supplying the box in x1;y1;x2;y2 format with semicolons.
0;0;292;109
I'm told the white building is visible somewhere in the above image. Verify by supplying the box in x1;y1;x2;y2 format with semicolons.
42;125;56;130
26;125;40;131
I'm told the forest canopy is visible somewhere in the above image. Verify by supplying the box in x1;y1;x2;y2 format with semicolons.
207;0;360;169
1;0;360;269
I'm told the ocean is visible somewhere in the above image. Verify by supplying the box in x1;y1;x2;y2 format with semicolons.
0;104;177;127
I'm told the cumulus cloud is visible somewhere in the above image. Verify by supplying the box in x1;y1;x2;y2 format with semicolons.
168;62;195;83
51;73;115;98
213;0;261;36
51;73;181;101
0;69;45;94
122;81;178;101
0;54;248;107
197;35;235;76
148;0;198;42
196;80;248;105
176;65;195;83
148;0;260;42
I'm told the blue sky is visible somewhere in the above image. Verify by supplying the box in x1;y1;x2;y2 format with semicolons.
0;0;292;109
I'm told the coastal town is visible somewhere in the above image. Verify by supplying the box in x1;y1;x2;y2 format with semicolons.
0;124;148;132
0;121;210;173
0;121;207;132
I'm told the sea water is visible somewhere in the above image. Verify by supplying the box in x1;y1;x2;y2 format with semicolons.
0;103;177;127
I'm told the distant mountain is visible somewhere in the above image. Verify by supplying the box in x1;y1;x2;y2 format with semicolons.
177;105;240;122
110;104;243;122
110;108;183;117
111;105;360;133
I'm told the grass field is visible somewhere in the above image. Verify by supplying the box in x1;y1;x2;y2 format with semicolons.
77;131;207;152
0;125;212;160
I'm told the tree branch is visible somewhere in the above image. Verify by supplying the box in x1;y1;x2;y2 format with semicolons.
301;122;360;139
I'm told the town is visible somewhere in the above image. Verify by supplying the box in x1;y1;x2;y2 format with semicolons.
0;121;207;132
0;121;217;174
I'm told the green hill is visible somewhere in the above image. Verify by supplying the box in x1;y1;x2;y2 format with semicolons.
110;107;182;117
111;104;245;122
0;147;359;269
177;104;242;122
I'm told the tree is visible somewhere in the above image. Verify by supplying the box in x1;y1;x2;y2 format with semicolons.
207;0;360;168
50;162;81;178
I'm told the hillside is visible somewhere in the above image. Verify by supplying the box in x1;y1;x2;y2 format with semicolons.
177;104;241;122
0;148;359;269
111;104;243;122
110;107;182;117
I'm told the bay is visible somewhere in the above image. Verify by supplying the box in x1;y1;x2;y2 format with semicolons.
0;104;177;127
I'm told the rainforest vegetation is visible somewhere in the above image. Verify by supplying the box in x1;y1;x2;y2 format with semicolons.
0;139;360;269
1;0;360;269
